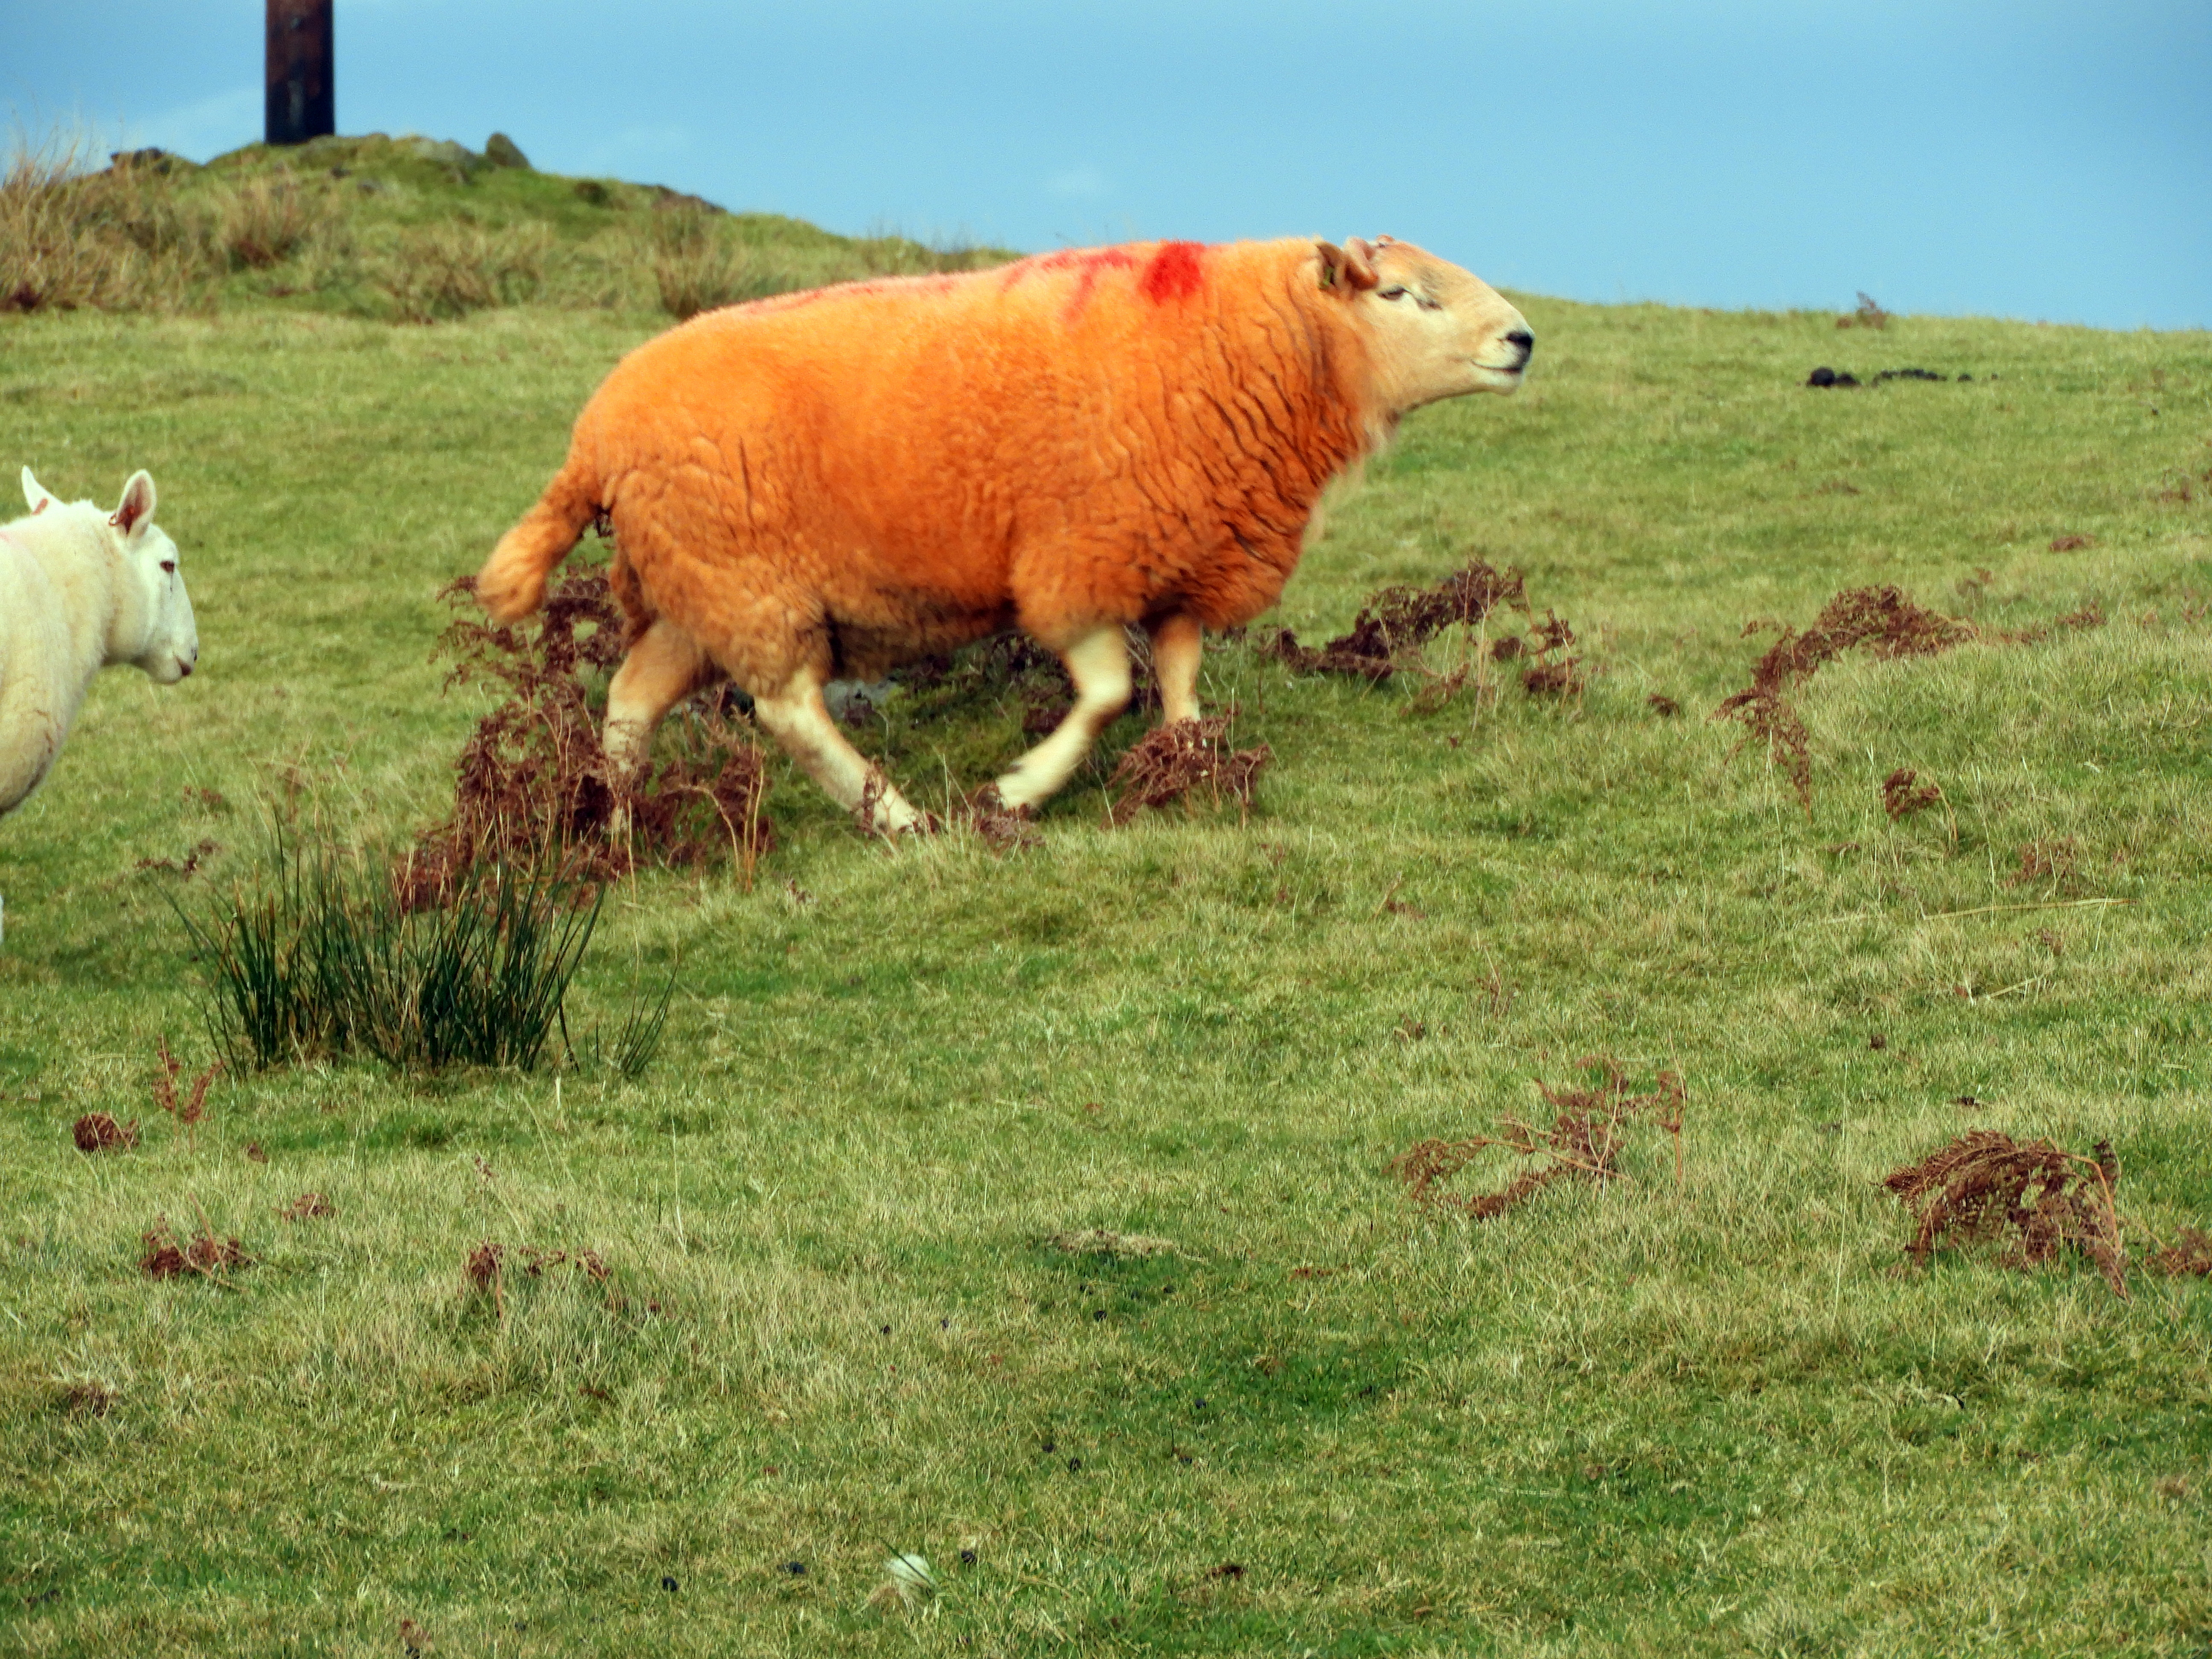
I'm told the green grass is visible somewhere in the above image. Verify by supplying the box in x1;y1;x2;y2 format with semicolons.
3;192;2212;1655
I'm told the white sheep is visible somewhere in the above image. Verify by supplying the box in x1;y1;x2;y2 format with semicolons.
0;467;200;946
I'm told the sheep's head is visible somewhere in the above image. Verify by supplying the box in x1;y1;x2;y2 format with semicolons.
20;467;200;683
1317;236;1533;416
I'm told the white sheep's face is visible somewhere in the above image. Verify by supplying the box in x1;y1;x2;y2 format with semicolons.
22;469;199;683
129;507;199;685
1320;236;1534;415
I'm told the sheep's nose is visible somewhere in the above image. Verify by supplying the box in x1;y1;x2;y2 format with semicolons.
1505;328;1534;362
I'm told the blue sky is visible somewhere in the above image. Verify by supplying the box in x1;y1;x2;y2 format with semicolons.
8;0;2207;329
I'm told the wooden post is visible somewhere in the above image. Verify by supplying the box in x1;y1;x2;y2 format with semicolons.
265;0;334;146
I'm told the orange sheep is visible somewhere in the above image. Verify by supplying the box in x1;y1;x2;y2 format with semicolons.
476;234;1531;830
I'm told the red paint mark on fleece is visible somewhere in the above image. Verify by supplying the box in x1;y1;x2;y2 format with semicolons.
1140;241;1207;303
1001;245;1135;292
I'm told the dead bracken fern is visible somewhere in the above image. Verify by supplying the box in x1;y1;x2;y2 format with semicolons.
1713;587;1976;811
1716;588;2113;812
140;1211;247;1279
1881;767;1942;821
1392;1062;1685;1219
1106;716;1272;825
72;1113;139;1153
152;1038;221;1150
1257;558;1528;682
1883;1130;2127;1296
2147;1228;2212;1278
464;1240;623;1319
410;562;771;902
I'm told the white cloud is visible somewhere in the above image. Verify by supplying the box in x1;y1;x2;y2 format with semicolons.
1047;165;1109;199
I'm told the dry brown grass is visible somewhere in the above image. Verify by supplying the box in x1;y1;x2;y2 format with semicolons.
0;137;168;313
380;221;551;322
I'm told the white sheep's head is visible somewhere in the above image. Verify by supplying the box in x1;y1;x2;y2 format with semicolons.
1317;235;1534;415
21;467;199;683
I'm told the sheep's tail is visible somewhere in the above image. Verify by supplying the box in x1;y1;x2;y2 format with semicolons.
474;454;600;623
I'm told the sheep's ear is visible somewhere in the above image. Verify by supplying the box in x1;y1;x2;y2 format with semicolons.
1316;239;1380;295
111;470;156;538
21;467;52;513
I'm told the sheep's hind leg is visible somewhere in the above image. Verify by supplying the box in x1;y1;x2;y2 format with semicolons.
752;666;928;835
994;626;1131;811
1147;611;1202;725
605;620;716;777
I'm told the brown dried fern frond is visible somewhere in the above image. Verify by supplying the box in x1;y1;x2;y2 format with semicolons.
1883;1130;2126;1296
1106;716;1271;825
1257;557;1528;682
412;565;771;903
1391;1062;1685;1219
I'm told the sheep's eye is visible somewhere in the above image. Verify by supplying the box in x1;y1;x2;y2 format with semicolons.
160;560;176;574
1378;285;1408;301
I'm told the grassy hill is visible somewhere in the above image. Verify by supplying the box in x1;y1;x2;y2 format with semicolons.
3;134;2212;1656
2;129;1008;323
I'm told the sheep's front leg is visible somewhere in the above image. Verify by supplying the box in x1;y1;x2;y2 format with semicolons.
605;620;715;776
994;626;1131;811
1147;611;1202;725
752;665;928;834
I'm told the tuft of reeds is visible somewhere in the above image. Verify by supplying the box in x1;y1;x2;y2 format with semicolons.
178;821;605;1074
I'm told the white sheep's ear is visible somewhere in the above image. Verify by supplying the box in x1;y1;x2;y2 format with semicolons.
21;467;53;513
111;470;156;538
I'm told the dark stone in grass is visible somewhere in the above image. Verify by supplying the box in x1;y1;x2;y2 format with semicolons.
1041;1439;1055;1453
484;132;530;169
880;1324;890;1335
1806;367;1860;387
662;1576;678;1592
1874;367;1947;383
1093;1308;1107;1321
1067;1458;1082;1472
781;1560;806;1576
959;1548;977;1567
